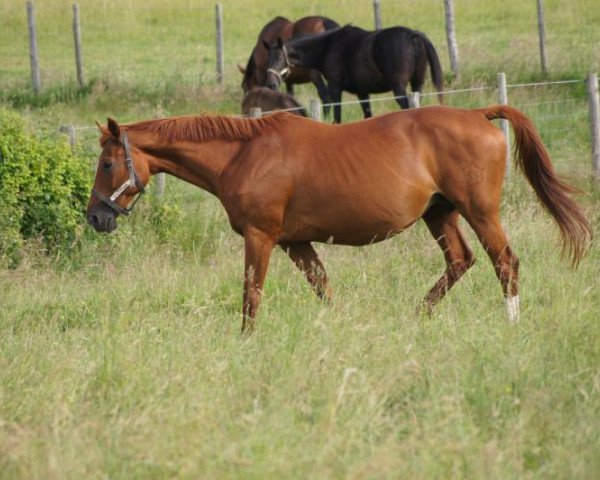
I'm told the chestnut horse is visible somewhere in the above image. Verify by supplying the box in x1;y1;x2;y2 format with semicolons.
87;106;591;333
239;16;339;113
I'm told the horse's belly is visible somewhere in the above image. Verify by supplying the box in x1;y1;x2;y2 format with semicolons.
280;201;424;246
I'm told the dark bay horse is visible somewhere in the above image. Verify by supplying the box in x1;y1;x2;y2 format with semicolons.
241;87;306;117
266;25;444;123
239;16;339;113
87;106;591;333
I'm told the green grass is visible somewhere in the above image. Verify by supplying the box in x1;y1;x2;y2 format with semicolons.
1;1;600;478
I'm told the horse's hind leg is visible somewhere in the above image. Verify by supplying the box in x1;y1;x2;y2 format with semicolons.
465;213;520;323
391;83;410;110
280;242;333;301
420;203;475;314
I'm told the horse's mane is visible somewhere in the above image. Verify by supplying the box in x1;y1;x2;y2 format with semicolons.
102;113;292;145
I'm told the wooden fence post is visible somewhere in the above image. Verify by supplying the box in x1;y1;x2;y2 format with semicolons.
27;1;41;95
250;107;262;118
497;72;511;176
444;0;460;79
536;0;548;76
309;98;322;121
155;173;165;200
60;125;76;151
73;4;84;89
587;73;600;181
215;3;224;84
409;92;420;108
373;0;382;30
154;111;166;200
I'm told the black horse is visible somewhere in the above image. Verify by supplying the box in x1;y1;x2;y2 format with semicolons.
265;25;444;123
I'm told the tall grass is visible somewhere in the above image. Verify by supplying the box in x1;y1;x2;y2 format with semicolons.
1;178;599;478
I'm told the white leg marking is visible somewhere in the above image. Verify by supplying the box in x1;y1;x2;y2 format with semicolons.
506;295;520;324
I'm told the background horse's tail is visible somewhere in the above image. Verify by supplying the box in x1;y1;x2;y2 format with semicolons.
419;33;444;104
482;105;592;267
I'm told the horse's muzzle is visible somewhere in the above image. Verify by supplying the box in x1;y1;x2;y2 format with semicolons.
87;204;118;233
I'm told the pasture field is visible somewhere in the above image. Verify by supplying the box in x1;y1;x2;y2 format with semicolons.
1;1;600;478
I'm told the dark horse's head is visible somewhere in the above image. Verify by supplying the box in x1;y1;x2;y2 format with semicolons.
264;37;291;91
86;119;149;233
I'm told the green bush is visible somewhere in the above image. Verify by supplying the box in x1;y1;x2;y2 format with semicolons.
0;108;90;267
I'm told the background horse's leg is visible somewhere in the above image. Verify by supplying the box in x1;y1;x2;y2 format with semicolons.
419;204;474;314
357;93;373;118
309;71;331;117
465;214;520;323
280;242;332;301
328;84;342;123
242;228;276;333
285;81;294;96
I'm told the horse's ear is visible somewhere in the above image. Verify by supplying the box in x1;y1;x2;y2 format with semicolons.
95;120;104;133
261;39;270;50
107;117;120;139
276;36;284;48
237;64;246;74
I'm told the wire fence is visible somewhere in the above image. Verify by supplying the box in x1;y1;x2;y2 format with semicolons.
59;75;600;196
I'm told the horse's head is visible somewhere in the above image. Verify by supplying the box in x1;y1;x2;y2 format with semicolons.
87;118;149;233
265;37;291;91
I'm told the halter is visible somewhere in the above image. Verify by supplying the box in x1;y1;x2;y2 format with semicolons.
92;131;145;216
267;45;293;83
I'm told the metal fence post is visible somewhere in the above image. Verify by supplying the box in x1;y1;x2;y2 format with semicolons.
215;3;224;84
587;73;600;181
27;1;41;95
309;99;322;121
73;4;84;89
497;72;511;176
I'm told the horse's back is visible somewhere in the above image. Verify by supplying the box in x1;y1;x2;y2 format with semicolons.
292;16;339;36
226;107;506;245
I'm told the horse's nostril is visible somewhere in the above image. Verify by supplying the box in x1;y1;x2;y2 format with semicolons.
88;214;100;228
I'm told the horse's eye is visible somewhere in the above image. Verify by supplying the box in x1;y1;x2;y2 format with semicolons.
102;162;113;171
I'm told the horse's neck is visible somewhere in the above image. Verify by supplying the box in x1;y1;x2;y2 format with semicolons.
143;135;242;196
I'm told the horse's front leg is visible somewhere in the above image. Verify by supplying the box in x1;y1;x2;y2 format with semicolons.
242;227;276;333
280;242;333;301
357;93;372;118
